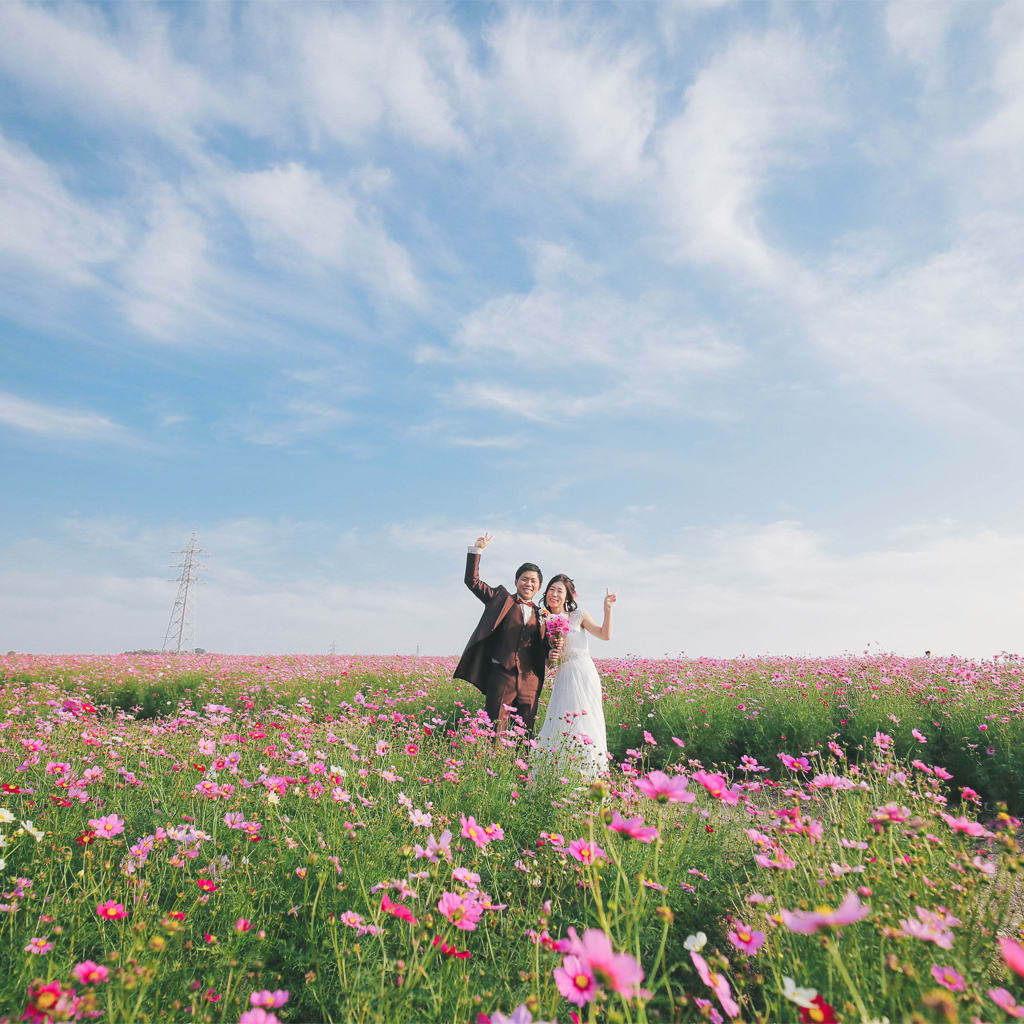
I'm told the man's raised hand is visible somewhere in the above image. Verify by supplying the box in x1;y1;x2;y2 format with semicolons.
474;532;494;550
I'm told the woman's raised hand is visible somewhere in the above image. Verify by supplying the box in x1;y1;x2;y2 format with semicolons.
604;588;618;610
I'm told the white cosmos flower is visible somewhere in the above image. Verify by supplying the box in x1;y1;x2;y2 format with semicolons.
683;931;707;952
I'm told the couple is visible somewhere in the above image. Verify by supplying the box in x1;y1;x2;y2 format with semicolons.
454;532;617;778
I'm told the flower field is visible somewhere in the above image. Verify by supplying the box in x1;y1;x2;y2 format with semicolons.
1;651;1022;1024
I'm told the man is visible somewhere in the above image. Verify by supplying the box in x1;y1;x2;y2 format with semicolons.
454;532;554;735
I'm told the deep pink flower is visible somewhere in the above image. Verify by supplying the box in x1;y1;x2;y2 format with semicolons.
690;770;741;805
1000;937;1024;978
780;891;870;934
553;955;596;1006
939;811;993;838
240;1010;281;1024
461;814;490;849
607;811;658;843
438;891;483;931
930;965;965;992
381;893;419;925
73;961;109;985
96;899;127;920
727;923;765;955
635;770;695;804
567;838;606;865
235;918;253;932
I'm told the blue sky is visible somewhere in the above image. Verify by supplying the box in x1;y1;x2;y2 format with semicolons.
2;0;1023;657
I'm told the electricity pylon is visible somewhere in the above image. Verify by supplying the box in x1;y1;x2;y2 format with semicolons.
162;533;204;654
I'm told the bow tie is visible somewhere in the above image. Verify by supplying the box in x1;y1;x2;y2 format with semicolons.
515;597;532;606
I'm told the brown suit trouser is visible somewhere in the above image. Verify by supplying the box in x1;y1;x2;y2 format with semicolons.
484;664;540;735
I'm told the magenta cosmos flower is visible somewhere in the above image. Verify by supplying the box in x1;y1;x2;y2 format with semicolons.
564;927;645;999
249;990;288;1009
553;955;597;1006
1000;937;1024;978
239;1010;281;1024
567;838;606;865
689;770;742;805
727;922;765;955
72;961;109;985
607;811;659;843
460;814;491;849
635;770;695;804
780;891;870;934
437;891;483;931
87;813;125;838
989;988;1024;1019
930;965;966;992
939;811;994;838
96;900;128;920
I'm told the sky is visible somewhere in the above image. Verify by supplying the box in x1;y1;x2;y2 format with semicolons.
1;0;1022;659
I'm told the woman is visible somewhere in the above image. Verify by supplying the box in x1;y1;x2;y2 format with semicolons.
533;574;617;779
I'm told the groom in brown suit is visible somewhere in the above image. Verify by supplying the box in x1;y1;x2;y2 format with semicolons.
454;532;553;735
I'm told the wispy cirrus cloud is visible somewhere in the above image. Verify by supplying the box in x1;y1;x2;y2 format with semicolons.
0;391;128;442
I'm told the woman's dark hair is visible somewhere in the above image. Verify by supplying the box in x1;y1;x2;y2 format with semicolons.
543;574;577;613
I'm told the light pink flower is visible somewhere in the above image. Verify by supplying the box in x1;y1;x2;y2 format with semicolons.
565;927;645;999
239;1010;281;1024
460;814;490;849
24;936;54;955
898;914;953;949
88;813;125;838
553;955;597;1006
990;988;1024;1018
691;951;740;1018
780;891;870;934
939;811;994;838
635;770;695;804
249;990;288;1009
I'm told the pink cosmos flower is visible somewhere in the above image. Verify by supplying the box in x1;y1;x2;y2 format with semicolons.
73;961;109;985
931;965;965;992
635;770;695;804
249;990;289;1009
24;936;54;955
567;838;606;865
607;811;658;843
1000;937;1024;978
239;1010;281;1024
438;891;483;931
461;814;490;849
939;811;994;838
898;914;953;949
780;891;870;934
912;728;927;743
727;923;765;955
88;813;125;838
490;1005;554;1024
96;900;128;920
381;893;419;925
235;918;253;932
990;988;1024;1019
553;955;597;1006
691;951;740;1018
413;829;453;863
564;927;645;999
690;770;741;805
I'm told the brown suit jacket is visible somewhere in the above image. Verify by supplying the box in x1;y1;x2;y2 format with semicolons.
454;552;548;696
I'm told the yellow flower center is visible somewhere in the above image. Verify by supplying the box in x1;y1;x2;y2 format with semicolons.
574;973;591;990
814;905;834;915
809;1009;825;1023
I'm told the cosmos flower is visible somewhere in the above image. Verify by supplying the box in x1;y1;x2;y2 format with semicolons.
780;892;870;934
87;813;125;838
97;899;128;920
567;838;606;865
691;951;740;1018
1000;937;1024;978
73;961;109;984
607;811;658;843
553;955;596;1006
727;923;765;955
634;770;695;804
249;990;289;1009
437;891;483;931
930;965;965;992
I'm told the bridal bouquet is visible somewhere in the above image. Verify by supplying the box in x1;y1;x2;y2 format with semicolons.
544;612;571;669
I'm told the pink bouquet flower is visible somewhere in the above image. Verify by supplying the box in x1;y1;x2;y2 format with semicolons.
544;613;571;668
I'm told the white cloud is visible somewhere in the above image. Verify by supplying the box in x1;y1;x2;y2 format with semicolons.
0;130;125;284
224;162;422;306
437;242;742;422
484;9;657;196
3;514;1023;657
657;29;838;278
885;0;959;75
0;391;127;441
285;5;471;152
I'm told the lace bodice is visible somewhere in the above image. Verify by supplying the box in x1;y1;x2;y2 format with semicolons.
563;608;590;660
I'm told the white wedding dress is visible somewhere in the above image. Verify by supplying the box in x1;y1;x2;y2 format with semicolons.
534;609;609;778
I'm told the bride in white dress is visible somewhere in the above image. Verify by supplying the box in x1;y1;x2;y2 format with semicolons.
534;575;617;779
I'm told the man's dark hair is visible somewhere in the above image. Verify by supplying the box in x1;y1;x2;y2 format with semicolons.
515;562;543;586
